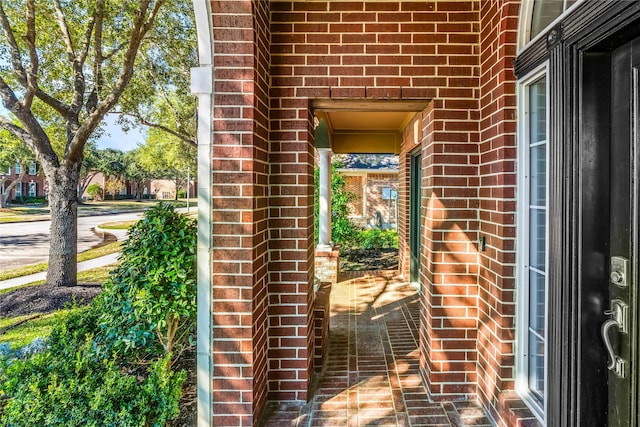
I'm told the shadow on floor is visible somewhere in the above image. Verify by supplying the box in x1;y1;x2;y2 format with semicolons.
261;270;493;427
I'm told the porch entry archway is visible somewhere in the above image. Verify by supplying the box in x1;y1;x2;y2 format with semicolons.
311;99;429;280
515;1;640;425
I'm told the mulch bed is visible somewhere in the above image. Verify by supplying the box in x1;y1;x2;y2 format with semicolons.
0;283;102;319
340;248;399;271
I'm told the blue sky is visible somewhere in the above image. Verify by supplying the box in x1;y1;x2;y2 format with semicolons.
1;107;145;152
97;114;147;152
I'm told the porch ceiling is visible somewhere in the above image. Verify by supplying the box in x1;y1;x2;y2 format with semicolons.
313;100;429;154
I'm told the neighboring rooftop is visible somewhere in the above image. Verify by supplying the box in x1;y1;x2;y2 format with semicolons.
334;154;399;171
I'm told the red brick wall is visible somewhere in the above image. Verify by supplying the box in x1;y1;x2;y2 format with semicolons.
207;0;523;424
366;173;399;226
210;0;270;424
270;0;483;403
267;85;315;402
477;0;520;424
343;174;364;217
399;113;423;279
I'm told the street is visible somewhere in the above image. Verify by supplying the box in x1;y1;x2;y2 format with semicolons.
0;211;145;271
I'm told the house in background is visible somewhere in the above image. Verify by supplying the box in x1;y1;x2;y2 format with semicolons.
1;160;46;202
149;179;196;200
82;173;195;201
335;154;398;229
81;172;137;200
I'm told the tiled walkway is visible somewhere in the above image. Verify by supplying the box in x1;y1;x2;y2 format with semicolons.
262;271;493;427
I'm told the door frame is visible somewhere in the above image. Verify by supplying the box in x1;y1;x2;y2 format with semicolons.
409;148;422;286
514;2;640;425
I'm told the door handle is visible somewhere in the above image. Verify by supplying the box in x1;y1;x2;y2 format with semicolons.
601;299;629;378
602;319;625;377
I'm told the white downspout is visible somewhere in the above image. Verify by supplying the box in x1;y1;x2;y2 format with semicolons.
191;1;213;426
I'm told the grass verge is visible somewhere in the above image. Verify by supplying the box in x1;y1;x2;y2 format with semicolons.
0;310;73;349
15;265;115;288
98;220;137;230
0;265;114;296
0;200;196;223
0;241;121;282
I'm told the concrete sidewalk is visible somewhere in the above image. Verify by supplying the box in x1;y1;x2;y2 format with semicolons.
0;252;120;291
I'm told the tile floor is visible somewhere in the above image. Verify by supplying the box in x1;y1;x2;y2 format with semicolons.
262;271;493;427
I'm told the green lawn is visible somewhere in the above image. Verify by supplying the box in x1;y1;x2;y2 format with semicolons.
0;310;73;350
0;199;196;223
0;241;122;282
98;220;137;230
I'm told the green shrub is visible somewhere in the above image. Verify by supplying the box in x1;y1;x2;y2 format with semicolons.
99;202;197;359
357;229;399;250
11;196;46;205
0;306;184;426
0;203;196;426
86;183;103;200
314;163;360;248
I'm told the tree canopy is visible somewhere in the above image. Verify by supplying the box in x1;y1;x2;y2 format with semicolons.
0;0;168;286
115;1;197;147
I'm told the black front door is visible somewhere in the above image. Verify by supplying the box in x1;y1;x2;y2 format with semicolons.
581;35;640;427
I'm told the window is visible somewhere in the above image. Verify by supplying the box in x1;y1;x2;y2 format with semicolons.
517;68;548;421
28;161;36;175
14;162;21;174
28;182;37;197
15;182;22;197
520;0;582;47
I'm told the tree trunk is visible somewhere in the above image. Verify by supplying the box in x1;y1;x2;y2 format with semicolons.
46;164;81;287
0;177;8;208
0;168;26;208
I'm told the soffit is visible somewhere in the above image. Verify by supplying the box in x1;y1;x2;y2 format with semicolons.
313;100;429;154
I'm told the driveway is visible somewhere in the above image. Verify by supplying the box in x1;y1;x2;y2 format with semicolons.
0;212;145;271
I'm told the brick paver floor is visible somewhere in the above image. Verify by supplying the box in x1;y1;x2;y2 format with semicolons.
262;271;493;427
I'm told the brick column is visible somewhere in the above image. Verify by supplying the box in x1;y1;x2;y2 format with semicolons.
477;0;520;423
267;106;315;402
210;1;271;425
418;98;481;400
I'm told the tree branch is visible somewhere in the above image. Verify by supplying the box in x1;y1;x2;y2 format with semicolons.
66;0;166;165
78;10;96;68
0;2;26;86
52;0;77;62
52;0;86;119
0;78;59;169
87;0;105;115
103;41;128;60
115;111;196;147
33;88;73;119
22;0;38;110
